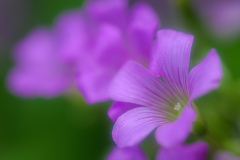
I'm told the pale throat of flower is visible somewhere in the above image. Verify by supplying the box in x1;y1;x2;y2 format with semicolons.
174;102;182;111
165;96;188;122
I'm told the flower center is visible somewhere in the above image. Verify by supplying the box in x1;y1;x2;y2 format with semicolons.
174;102;182;111
165;100;187;122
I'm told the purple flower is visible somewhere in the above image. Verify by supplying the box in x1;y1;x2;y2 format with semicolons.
76;0;159;103
106;146;148;160
214;151;240;160
156;141;208;160
193;0;240;38
8;0;159;101
7;9;90;98
7;28;72;97
109;29;223;148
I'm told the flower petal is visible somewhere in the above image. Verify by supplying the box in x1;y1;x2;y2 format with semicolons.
76;24;128;104
86;0;127;27
156;141;208;160
12;28;54;65
109;60;171;110
54;10;88;64
108;102;140;122
8;28;71;97
106;146;148;160
77;66;113;103
113;107;165;148
128;2;159;65
188;49;223;100
149;29;194;94
155;105;196;148
7;67;71;97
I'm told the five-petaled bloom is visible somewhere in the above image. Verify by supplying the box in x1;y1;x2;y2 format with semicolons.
109;29;223;148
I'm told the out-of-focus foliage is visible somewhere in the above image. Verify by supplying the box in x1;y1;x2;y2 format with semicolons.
0;0;240;159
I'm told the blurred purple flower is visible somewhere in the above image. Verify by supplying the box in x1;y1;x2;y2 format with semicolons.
7;0;159;100
109;29;223;148
76;0;160;103
106;146;148;160
193;0;240;39
7;28;73;97
156;141;208;160
53;10;88;65
214;151;240;160
7;9;88;98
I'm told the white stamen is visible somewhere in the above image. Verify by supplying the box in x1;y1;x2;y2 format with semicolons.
174;103;182;111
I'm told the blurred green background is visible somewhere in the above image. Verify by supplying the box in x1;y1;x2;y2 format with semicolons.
0;0;240;159
0;0;113;159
